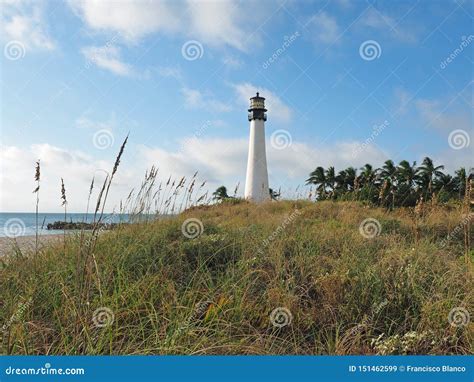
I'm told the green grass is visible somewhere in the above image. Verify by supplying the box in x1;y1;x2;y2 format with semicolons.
1;200;472;355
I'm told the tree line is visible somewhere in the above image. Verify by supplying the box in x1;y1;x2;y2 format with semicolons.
211;157;472;208
212;186;281;202
306;157;472;208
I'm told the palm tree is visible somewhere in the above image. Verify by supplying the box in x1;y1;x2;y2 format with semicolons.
396;160;420;206
434;173;454;193
397;160;419;187
212;186;230;202
359;163;377;187
336;167;357;194
335;169;347;194
307;159;464;207
379;160;397;208
418;157;444;197
380;160;397;182
344;167;357;191
306;166;327;200
454;168;467;199
356;163;378;202
269;188;281;200
325;166;336;199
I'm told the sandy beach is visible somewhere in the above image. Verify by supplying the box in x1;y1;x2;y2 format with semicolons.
0;234;63;256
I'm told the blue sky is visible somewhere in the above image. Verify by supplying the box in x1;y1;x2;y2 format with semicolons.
1;0;473;212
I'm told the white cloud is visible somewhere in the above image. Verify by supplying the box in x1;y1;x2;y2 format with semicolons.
393;87;412;115
0;143;134;212
147;136;469;190
335;0;353;9
75;115;116;131
181;88;232;113
141;137;391;189
156;66;183;80
82;45;133;76
360;8;392;29
307;12;340;44
4;135;471;212
1;137;392;212
140;138;247;184
415;98;471;131
69;0;264;51
271;140;389;180
222;55;244;69
1;0;55;51
186;0;249;51
232;83;293;124
435;149;474;173
68;0;181;42
358;8;417;43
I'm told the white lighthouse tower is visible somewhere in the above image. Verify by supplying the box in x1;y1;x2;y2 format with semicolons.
244;92;270;203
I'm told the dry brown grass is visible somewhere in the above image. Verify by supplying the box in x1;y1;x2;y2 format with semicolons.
1;199;472;355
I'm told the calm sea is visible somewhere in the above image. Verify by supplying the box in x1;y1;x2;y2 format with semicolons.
0;213;129;238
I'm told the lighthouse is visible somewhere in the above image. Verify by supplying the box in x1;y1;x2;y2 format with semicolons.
244;92;270;202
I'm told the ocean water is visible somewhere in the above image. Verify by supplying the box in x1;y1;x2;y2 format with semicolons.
0;213;128;238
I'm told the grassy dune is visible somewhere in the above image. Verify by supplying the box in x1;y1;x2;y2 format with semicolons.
1;200;472;355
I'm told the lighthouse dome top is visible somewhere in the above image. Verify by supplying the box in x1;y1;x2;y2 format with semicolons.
250;92;265;100
249;92;266;111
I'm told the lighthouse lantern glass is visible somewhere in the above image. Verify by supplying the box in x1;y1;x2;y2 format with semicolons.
250;99;264;110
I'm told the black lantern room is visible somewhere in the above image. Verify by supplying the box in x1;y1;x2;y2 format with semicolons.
248;92;267;121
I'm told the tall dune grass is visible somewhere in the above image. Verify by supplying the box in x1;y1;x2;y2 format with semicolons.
0;138;472;355
1;200;472;355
